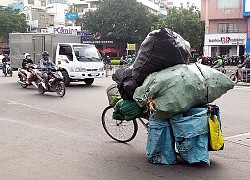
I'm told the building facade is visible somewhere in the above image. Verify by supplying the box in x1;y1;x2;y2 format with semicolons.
200;0;247;57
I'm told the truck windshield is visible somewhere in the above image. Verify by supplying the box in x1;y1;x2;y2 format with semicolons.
73;45;101;62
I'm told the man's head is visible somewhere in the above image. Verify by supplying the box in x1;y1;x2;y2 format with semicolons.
42;51;49;60
24;53;31;60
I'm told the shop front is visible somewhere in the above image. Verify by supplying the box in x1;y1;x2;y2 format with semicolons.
203;33;246;57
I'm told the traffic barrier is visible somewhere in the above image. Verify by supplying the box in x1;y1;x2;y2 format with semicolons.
105;65;249;86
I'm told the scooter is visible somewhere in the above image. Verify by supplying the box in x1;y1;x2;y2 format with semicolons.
3;62;12;76
36;68;66;97
214;67;226;74
17;64;40;88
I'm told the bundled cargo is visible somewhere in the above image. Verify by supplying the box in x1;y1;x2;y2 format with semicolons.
112;28;191;100
133;63;234;119
147;108;210;165
112;99;143;121
112;66;137;100
132;28;191;85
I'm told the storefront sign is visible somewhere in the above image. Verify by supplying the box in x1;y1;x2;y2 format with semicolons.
47;26;82;35
127;43;136;50
204;33;246;45
242;0;250;16
65;12;78;20
81;40;114;44
245;0;250;12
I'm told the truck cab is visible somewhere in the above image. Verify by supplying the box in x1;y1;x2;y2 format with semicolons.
55;43;105;86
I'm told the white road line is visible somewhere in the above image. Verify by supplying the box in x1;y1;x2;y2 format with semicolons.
224;132;250;140
0;97;80;120
233;86;250;90
0;117;101;142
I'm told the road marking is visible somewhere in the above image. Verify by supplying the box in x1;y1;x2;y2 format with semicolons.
0;97;80;120
0;117;102;142
233;86;250;90
224;132;250;140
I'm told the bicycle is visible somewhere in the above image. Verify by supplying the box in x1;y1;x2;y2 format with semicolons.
101;84;149;143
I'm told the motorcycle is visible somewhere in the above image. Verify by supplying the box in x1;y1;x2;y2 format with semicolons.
36;68;66;97
3;62;13;76
213;67;226;74
230;68;250;84
17;64;40;88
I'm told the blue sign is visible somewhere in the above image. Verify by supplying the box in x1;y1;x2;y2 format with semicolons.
66;12;78;20
242;0;250;17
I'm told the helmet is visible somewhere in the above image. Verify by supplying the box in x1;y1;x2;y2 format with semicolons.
42;51;49;57
24;53;31;59
217;56;221;59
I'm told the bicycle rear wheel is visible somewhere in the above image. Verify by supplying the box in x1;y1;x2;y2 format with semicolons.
102;106;138;143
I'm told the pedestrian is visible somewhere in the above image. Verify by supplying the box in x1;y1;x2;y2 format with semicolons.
120;55;124;65
104;56;111;65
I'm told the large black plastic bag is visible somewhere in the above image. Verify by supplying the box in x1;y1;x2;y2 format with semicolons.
132;28;191;85
112;66;138;100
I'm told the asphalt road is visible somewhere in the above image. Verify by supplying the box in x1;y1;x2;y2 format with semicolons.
0;71;249;180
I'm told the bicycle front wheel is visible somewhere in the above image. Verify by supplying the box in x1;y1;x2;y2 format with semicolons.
101;106;138;143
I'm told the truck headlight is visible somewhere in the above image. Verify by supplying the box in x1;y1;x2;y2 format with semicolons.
75;68;81;72
75;68;86;72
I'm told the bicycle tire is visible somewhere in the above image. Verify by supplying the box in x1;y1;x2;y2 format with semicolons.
230;74;238;84
101;106;138;143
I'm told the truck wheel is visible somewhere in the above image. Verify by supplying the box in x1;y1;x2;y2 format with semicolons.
62;71;70;87
84;78;94;85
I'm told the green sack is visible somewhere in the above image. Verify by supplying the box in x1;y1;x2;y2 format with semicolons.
113;99;142;121
133;64;234;119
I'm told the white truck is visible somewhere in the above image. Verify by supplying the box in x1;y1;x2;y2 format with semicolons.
9;33;105;86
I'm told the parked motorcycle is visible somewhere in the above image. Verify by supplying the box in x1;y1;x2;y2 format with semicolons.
17;64;40;88
230;68;250;84
2;62;13;76
36;68;66;97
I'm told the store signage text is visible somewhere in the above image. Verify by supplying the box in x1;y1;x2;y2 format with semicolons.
81;40;114;44
208;37;245;45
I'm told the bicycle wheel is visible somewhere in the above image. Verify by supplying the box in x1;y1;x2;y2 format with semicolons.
101;106;138;143
230;74;238;84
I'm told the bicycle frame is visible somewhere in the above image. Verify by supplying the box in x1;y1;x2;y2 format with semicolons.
137;117;148;130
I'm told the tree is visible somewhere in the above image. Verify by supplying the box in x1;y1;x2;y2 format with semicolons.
76;0;158;49
153;5;205;51
0;8;28;42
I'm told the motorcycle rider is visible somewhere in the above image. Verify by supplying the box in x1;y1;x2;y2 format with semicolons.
22;53;34;84
39;51;56;90
211;56;223;69
238;54;250;68
2;54;10;73
237;53;250;79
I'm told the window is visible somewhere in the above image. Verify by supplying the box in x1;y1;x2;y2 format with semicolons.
28;0;34;4
217;0;239;8
41;0;46;7
59;45;73;61
218;23;239;33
